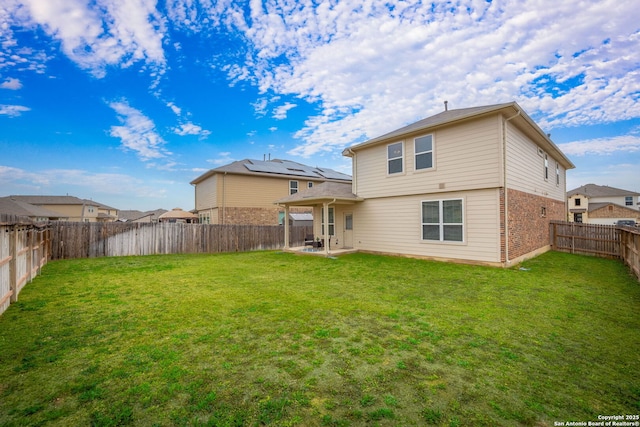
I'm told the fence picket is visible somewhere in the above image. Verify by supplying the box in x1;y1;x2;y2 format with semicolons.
49;222;310;260
550;221;640;281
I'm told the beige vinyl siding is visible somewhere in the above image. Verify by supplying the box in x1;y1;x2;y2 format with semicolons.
355;115;502;199
505;121;566;201
194;175;218;210
353;188;501;263
44;204;88;221
590;195;639;208
222;175;315;208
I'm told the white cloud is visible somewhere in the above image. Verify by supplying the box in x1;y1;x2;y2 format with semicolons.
0;78;22;89
0;164;165;198
223;0;640;157
0;104;30;117
174;122;212;138
251;97;268;117
558;135;640;156
208;152;235;165
108;100;170;161
272;102;296;120
567;162;640;194
13;0;166;77
166;101;182;115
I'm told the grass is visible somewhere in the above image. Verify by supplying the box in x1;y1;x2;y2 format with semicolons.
0;250;639;426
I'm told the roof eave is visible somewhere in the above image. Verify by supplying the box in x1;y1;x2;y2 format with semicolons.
275;196;364;206
347;102;517;154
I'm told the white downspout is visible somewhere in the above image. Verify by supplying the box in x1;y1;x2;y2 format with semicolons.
222;172;227;225
503;108;521;265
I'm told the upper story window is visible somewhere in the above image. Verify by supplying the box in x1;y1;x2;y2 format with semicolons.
415;134;434;170
543;153;549;181
625;196;633;206
289;180;298;195
308;182;313;189
575;198;581;206
387;142;403;174
556;162;560;185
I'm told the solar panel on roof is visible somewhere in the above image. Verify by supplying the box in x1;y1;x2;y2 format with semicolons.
315;169;351;180
244;162;316;177
242;160;351;180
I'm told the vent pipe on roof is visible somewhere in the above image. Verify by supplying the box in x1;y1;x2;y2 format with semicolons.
444;100;448;111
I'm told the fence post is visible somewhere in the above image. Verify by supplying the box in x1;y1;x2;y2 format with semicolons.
9;226;18;303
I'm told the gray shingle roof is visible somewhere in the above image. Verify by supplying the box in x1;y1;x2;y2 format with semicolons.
345;103;515;151
9;195;87;205
0;197;64;218
275;182;363;205
567;184;640;198
118;209;168;221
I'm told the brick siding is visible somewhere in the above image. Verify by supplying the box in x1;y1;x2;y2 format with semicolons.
507;189;565;260
219;207;310;225
589;204;640;221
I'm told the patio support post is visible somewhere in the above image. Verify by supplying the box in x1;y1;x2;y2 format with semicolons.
283;205;290;250
323;202;329;256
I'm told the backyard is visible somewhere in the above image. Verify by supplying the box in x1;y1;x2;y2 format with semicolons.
0;251;638;426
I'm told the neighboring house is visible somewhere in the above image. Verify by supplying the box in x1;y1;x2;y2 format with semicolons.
276;102;575;267
88;200;119;222
190;159;351;225
7;195;115;222
567;184;640;225
158;208;198;223
118;209;168;223
0;196;64;221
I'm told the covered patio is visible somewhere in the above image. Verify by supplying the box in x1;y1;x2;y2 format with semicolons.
275;182;363;257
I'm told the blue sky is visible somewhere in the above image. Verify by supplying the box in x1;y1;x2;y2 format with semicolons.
1;0;639;211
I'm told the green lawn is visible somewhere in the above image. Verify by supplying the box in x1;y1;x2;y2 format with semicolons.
0;251;639;426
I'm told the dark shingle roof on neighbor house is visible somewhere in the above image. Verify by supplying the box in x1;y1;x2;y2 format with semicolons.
8;195;117;211
118;209;168;222
190;159;351;185
0;197;63;218
567;184;640;198
9;195;88;205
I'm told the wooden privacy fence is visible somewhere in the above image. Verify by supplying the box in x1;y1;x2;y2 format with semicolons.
50;222;312;260
0;214;50;316
550;221;640;281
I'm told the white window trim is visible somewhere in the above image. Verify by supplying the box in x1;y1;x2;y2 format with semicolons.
387;141;404;175
414;134;435;172
289;180;298;195
421;198;465;243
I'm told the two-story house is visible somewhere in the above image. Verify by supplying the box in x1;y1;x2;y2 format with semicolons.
6;195;117;222
0;196;63;221
191;159;352;225
276;102;575;267
567;184;640;225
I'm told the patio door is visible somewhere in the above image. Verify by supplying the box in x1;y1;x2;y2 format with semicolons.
343;212;353;248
